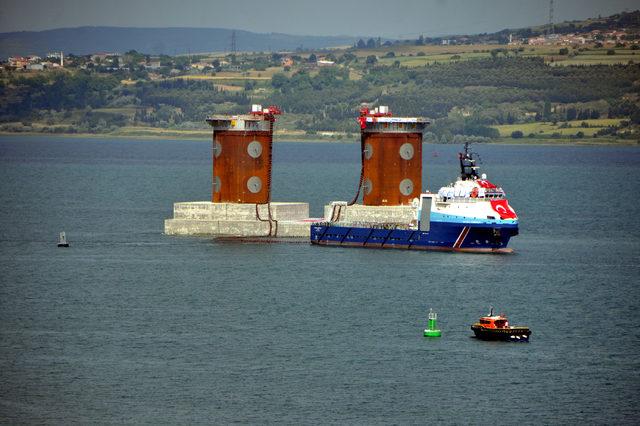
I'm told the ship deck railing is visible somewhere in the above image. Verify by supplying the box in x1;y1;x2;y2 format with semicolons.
435;195;506;204
312;221;415;230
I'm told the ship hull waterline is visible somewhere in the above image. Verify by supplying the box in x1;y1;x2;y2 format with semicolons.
310;222;518;254
471;326;531;341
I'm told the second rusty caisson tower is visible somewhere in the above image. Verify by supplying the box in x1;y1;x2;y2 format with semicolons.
323;105;429;225
357;106;429;206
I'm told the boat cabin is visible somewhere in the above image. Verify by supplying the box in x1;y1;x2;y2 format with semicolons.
478;315;510;329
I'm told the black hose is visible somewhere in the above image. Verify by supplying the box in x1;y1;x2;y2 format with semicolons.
348;132;366;206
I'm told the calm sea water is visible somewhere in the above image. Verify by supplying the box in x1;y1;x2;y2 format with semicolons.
1;135;638;424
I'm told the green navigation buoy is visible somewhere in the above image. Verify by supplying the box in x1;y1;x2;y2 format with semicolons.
424;308;442;337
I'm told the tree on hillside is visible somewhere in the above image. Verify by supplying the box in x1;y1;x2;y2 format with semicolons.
271;73;288;89
357;39;366;49
338;52;357;64
366;38;376;49
416;35;425;46
543;101;552;121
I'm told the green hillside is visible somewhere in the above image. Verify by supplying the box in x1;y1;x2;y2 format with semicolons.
1;11;639;144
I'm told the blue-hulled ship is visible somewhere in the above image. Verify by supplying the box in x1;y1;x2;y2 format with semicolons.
310;144;519;253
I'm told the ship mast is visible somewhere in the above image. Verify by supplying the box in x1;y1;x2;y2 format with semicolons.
459;142;479;181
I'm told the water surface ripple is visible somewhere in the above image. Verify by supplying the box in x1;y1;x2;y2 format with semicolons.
1;136;638;423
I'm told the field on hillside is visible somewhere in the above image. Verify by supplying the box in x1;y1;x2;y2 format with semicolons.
3;21;638;146
493;119;625;137
351;44;639;67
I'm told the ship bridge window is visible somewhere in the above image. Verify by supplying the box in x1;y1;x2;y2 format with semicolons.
480;319;491;325
495;320;506;327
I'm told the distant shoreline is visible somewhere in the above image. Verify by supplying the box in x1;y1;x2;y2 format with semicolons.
0;130;355;143
0;131;637;146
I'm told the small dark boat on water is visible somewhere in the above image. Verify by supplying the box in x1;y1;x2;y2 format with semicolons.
471;308;530;342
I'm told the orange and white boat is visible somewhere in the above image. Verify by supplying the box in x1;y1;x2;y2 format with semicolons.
471;308;530;342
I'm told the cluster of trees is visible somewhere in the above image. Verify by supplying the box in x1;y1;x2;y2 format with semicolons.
269;67;369;129
130;79;250;124
354;38;385;49
63;50;204;79
608;99;640;122
265;56;639;138
0;71;119;120
557;106;601;121
2;54;639;139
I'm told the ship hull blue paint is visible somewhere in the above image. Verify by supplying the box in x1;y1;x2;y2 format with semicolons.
310;221;518;253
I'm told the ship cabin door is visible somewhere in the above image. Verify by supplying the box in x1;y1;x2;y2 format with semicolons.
418;195;433;232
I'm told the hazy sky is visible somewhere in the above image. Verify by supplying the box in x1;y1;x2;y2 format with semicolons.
0;0;637;38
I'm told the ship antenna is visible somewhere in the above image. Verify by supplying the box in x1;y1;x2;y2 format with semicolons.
459;141;480;180
472;148;483;167
466;141;483;166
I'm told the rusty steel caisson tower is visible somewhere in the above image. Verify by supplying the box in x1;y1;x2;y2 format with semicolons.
207;104;280;204
165;104;311;239
356;105;428;206
322;105;429;226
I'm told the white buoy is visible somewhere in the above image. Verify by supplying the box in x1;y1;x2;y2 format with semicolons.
58;232;69;247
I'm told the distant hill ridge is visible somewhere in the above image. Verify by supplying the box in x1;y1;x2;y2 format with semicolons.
0;27;358;57
416;10;640;45
1;10;638;58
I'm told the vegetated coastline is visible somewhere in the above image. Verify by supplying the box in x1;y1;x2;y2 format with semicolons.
1;130;636;146
2;11;639;145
